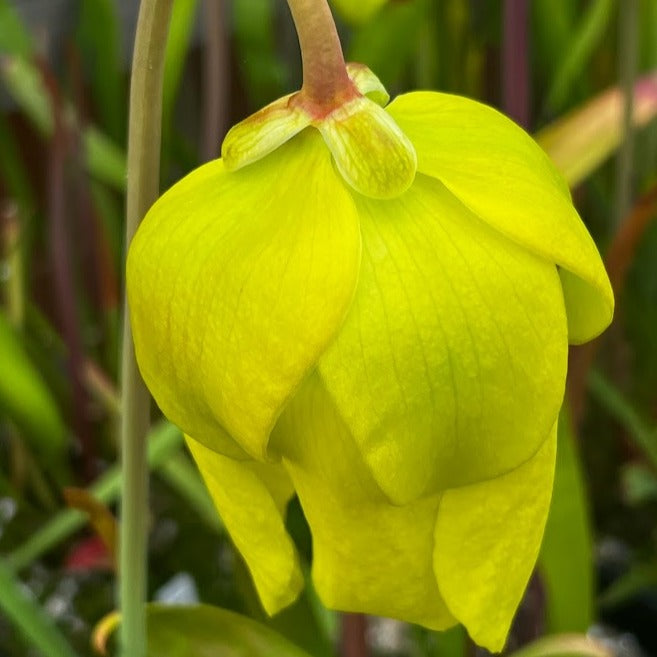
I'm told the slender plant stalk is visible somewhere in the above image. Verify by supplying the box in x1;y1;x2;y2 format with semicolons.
340;613;370;657
1;202;24;327
120;2;173;656
615;0;638;228
502;0;530;129
286;0;353;107
201;0;229;161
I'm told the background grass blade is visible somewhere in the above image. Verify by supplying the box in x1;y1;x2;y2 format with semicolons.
543;0;615;114
6;421;183;573
0;561;79;657
0;311;68;473
537;73;657;187
538;409;594;633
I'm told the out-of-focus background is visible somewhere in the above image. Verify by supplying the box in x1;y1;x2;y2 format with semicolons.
1;1;656;656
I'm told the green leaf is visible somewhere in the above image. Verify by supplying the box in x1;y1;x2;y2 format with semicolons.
144;604;315;657
532;0;577;84
588;370;657;469
7;421;183;573
347;0;429;89
330;0;387;25
157;452;222;533
1;54;128;192
538;408;594;633
0;0;33;58
543;0;615;113
75;0;124;141
621;462;657;505
598;559;657;608
0;561;79;657
265;588;336;657
162;0;199;136
0;310;68;463
233;0;289;107
83;125;127;190
508;634;611;657
0;55;53;135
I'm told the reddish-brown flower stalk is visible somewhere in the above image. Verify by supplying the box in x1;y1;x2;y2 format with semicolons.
286;0;359;117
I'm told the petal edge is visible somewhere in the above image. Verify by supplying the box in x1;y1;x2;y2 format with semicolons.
387;91;614;344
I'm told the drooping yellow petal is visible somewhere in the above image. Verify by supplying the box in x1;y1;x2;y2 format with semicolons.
319;173;567;504
186;436;303;615
127;130;361;459
271;373;456;630
387;91;614;344
433;421;558;652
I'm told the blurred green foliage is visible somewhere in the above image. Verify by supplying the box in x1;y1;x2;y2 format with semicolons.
0;1;656;656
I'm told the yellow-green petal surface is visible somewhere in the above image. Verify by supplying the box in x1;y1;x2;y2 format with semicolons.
127;130;361;459
272;374;456;630
319;174;567;504
317;96;417;199
387;91;614;344
346;63;390;106
221;93;310;171
434;421;558;652
186;436;303;615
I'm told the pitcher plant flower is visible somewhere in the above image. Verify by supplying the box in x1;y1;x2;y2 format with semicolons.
126;0;613;651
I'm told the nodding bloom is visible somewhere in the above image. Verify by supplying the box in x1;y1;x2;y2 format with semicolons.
127;64;613;651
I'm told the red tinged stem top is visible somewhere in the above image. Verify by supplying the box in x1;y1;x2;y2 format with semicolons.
286;0;359;114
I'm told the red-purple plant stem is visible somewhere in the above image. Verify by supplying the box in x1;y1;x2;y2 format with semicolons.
502;0;530;128
614;0;638;229
43;64;96;482
68;44;104;322
340;614;369;657
201;0;229;162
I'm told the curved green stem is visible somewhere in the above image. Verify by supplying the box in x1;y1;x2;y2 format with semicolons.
286;0;353;106
120;2;172;656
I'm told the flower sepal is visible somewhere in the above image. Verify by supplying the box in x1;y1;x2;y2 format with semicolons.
222;64;416;199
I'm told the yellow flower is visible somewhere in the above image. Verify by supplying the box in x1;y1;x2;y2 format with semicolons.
127;65;613;651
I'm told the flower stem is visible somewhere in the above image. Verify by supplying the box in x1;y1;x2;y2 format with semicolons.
340;613;370;657
120;2;172;657
1;202;24;328
615;0;638;229
502;0;530;129
286;0;354;107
